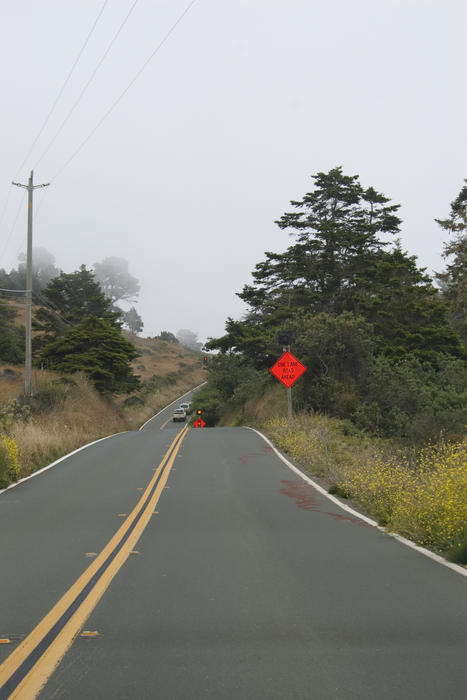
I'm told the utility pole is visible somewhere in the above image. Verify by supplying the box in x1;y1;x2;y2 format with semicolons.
12;171;50;397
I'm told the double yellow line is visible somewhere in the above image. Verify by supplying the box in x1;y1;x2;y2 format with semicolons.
0;424;189;699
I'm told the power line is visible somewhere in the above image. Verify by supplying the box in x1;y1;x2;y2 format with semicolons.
0;1;108;250
15;0;109;180
34;0;140;170
52;0;198;180
32;291;75;328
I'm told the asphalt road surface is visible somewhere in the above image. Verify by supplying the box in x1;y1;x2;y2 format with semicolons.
0;392;466;699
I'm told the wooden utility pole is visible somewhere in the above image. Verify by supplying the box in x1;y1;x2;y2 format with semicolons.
12;171;50;397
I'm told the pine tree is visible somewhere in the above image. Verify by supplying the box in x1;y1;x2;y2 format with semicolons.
122;307;144;335
33;265;121;348
435;180;467;341
239;167;401;315
39;316;140;394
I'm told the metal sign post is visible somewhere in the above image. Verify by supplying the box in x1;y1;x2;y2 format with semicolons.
269;344;306;422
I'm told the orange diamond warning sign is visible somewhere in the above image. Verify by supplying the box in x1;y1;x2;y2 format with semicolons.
269;351;306;388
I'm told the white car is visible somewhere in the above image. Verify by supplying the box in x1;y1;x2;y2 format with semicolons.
180;402;191;415
172;408;186;422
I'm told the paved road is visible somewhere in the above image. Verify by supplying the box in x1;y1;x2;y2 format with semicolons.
0;395;466;699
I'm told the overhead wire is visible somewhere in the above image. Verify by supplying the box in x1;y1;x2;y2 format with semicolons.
2;0;198;277
14;0;109;180
34;0;140;170
0;1;108;264
52;0;199;180
32;290;76;328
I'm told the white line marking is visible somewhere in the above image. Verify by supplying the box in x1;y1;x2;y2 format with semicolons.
0;432;129;496
247;426;467;580
0;382;206;496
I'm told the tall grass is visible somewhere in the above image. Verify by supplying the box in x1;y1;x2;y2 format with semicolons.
8;374;126;477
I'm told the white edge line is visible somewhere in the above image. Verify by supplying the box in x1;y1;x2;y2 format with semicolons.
0;383;207;496
247;426;467;580
0;432;129;496
138;381;206;430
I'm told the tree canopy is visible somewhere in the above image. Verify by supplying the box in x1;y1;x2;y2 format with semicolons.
436;180;467;341
39;316;140;394
240;167;401;317
33;265;121;348
0;247;60;295
122;307;144;335
214;167;462;364
176;329;201;351
93;257;140;306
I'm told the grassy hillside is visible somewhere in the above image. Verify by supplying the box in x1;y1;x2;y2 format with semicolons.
0;334;205;488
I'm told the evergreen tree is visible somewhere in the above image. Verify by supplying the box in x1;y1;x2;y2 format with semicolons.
1;247;60;294
176;329;201;351
435;180;467;341
354;244;463;362
239;167;401;316
33;265;121;348
93;257;140;306
122;307;144;335
39;316;140;394
230;167;462;362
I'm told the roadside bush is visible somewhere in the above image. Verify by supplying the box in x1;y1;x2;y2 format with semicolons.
31;379;71;411
0;399;30;431
189;384;224;427
0;434;20;488
355;354;467;441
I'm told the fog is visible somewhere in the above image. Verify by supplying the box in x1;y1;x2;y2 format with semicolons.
0;0;465;344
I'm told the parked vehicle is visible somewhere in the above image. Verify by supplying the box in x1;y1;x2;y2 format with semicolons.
172;408;186;422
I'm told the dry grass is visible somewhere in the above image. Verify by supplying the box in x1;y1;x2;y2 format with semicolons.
9;374;126;476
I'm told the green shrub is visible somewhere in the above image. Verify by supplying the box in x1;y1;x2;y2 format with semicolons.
0;434;20;488
189;385;224;426
0;399;30;431
32;381;69;411
447;537;467;566
355;354;467;441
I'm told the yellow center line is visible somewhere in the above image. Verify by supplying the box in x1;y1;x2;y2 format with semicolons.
0;424;189;699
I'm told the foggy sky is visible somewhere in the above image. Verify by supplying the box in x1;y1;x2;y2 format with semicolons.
1;0;465;344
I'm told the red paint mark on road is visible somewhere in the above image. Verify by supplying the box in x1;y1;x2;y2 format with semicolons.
280;480;323;511
280;480;369;527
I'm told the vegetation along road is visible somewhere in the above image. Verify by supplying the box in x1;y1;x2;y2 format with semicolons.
0;392;466;700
